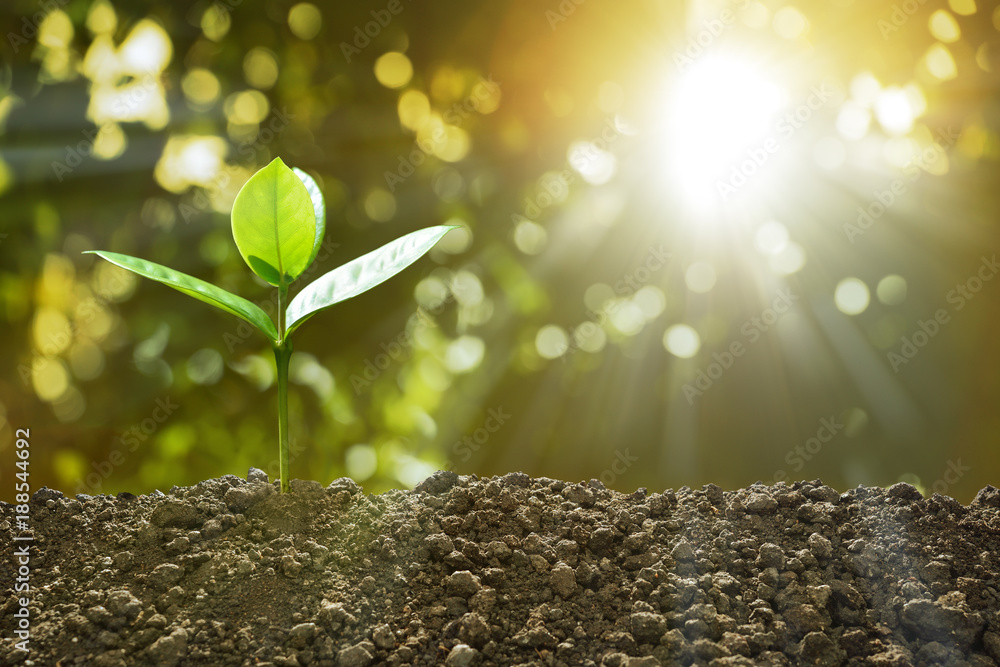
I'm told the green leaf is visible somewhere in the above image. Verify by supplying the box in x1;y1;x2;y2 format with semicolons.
84;250;279;342
285;225;458;336
292;167;326;270
231;157;317;287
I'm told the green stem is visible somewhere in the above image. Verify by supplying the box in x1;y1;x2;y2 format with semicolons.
274;342;293;493
275;282;292;493
278;283;288;343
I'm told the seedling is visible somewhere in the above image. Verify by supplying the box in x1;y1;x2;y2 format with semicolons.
87;158;454;492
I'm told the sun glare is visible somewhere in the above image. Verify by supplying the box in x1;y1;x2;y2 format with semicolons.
664;57;787;207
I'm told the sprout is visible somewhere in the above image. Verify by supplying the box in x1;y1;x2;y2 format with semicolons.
87;157;455;492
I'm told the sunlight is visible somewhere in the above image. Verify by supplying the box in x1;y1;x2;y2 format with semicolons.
663;56;787;208
153;135;227;193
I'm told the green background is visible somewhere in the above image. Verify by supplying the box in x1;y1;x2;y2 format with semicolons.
1;0;998;502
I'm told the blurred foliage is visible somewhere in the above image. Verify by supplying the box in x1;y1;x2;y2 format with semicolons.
1;0;999;502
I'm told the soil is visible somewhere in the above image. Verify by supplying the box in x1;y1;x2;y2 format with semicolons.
2;472;1000;667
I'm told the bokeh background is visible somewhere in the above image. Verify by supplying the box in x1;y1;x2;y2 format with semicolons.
2;0;998;502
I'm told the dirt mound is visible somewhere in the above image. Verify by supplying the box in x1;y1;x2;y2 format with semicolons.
2;472;1000;666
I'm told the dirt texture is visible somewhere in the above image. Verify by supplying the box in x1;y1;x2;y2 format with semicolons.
2;471;1000;666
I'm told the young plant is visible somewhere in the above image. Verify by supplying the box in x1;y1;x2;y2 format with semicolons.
86;157;454;492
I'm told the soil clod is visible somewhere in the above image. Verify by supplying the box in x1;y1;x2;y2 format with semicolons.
2;473;999;665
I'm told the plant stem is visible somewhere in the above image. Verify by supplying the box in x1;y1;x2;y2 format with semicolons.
275;282;291;493
273;342;293;494
278;283;288;343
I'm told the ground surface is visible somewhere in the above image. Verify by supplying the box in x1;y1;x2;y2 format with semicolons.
1;472;1000;666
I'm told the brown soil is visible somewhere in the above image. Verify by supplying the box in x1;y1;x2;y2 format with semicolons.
2;471;1000;666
